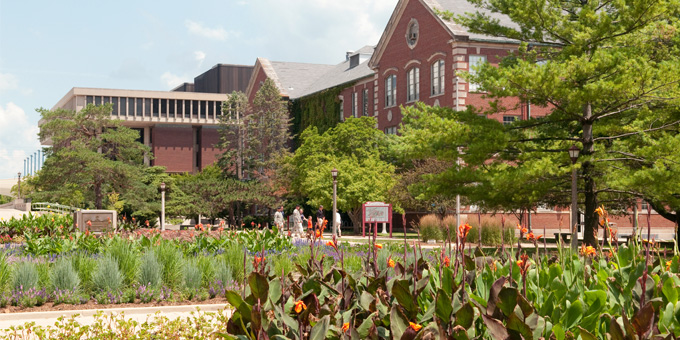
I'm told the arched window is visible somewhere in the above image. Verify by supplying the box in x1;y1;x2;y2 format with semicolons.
406;67;419;102
431;60;445;95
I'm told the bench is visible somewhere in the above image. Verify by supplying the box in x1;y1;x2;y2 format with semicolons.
554;232;572;243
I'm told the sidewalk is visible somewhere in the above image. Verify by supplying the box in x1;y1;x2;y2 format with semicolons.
0;303;230;330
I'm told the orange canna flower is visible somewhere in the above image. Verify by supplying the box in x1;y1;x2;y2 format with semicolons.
409;322;422;332
516;260;524;268
443;256;450;267
375;243;383;249
87;220;92;227
287;230;292;237
316;230;322;238
667;260;672;271
388;259;396;268
595;206;605;217
520;227;528;234
526;231;535;241
459;223;472;238
342;322;350;333
579;245;596;257
294;300;307;313
145;220;150;227
326;241;337;249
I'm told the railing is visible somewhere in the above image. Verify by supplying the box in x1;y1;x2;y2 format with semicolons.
31;202;79;215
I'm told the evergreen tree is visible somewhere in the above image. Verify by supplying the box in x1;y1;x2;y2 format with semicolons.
35;104;150;209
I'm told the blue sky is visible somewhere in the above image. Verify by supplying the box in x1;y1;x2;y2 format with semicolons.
0;0;394;179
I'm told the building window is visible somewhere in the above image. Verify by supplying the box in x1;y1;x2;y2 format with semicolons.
339;98;344;121
385;75;396;107
641;201;649;210
351;92;358;118
406;19;419;48
469;55;487;92
152;99;160;117
119;97;127;116
136;98;143;116
407;68;420;102
128;98;134;116
362;89;369;116
503;116;516;125
431;60;445;96
384;126;398;135
86;96;94;105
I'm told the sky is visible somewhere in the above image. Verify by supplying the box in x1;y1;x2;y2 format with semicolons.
0;0;395;179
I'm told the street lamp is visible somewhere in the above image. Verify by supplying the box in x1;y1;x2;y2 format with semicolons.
17;172;21;199
331;168;338;237
160;182;166;231
569;145;580;250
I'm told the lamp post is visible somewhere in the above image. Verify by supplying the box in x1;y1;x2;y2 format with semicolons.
569;145;580;250
160;182;166;231
331;168;338;237
17;172;21;199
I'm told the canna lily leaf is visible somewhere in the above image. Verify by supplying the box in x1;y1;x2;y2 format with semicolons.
662;278;678;304
481;314;510;340
435;288;453;323
561;300;582;330
248;272;269;303
608;316;625;340
390;304;409;340
309;315;330;340
392;279;418;318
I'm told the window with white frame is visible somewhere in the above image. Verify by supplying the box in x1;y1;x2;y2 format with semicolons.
431;60;445;96
385;75;396;107
339;98;344;121
362;89;369;116
503;116;516;125
468;55;487;92
351;92;358;118
384;126;398;135
641;201;649;210
406;67;419;102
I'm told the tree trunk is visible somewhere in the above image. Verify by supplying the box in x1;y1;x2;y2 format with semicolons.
581;103;599;246
94;180;103;209
349;207;362;235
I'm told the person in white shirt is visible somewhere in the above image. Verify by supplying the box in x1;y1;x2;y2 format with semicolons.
274;206;285;230
292;205;303;237
334;211;342;237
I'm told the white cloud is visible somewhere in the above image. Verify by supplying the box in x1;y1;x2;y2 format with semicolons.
0;73;19;91
185;20;239;41
160;72;190;89
194;51;206;68
0;102;41;179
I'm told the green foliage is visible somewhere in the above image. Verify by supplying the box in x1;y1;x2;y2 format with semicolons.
12;262;39;290
71;253;96;293
33;103;151;209
106;237;138;286
50;258;80;292
214;258;234;285
467;218;516;245
92;254;123;292
222;243;247;283
196;256;215;288
286;117;398;231
271;254;295;277
419;224;443;242
0;212;74;238
237;226;292;253
138;250;163;288
290;85;345;147
183;259;202;291
0;252;10;291
154;241;184;289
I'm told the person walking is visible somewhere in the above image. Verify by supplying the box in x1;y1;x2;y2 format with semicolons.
274;206;285;230
292;205;303;237
334;211;342;237
316;205;325;230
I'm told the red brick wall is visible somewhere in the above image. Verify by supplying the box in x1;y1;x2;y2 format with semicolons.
248;67;270;104
374;0;455;130
153;126;194;173
200;128;221;169
339;78;374;121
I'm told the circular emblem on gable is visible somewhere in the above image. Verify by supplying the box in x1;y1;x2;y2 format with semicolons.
387;110;393;122
406;19;419;49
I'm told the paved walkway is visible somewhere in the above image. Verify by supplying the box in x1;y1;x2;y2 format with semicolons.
0;303;230;332
0;209;28;221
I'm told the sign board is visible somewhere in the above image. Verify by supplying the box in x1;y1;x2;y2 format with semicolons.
74;210;117;233
362;202;393;237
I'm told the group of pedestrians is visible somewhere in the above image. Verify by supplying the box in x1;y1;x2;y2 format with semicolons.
273;205;341;238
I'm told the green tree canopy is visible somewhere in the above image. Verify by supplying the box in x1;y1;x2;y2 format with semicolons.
285;117;397;232
427;0;680;244
34;104;150;209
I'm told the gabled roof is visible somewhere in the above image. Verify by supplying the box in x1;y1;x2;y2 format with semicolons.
249;58;335;99
297;46;376;98
425;0;519;42
370;0;519;69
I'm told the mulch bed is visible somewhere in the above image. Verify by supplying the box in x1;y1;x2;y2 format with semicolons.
1;297;228;314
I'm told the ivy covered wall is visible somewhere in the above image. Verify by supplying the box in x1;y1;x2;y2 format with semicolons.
290;85;347;147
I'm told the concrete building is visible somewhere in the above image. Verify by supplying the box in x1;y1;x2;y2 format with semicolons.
48;64;253;173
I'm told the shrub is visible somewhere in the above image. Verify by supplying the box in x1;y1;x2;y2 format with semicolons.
441;215;457;241
107;238;138;286
71;253;96;293
419;214;441;229
0;252;10;291
51;258;80;291
213;258;233;285
222;243;246;283
197;256;215;288
12;262;39;290
467;217;516;245
343;254;362;274
183;259;202;291
92;255;123;292
419;224;442;242
154;241;184;289
271;255;295;277
138;251;163;288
